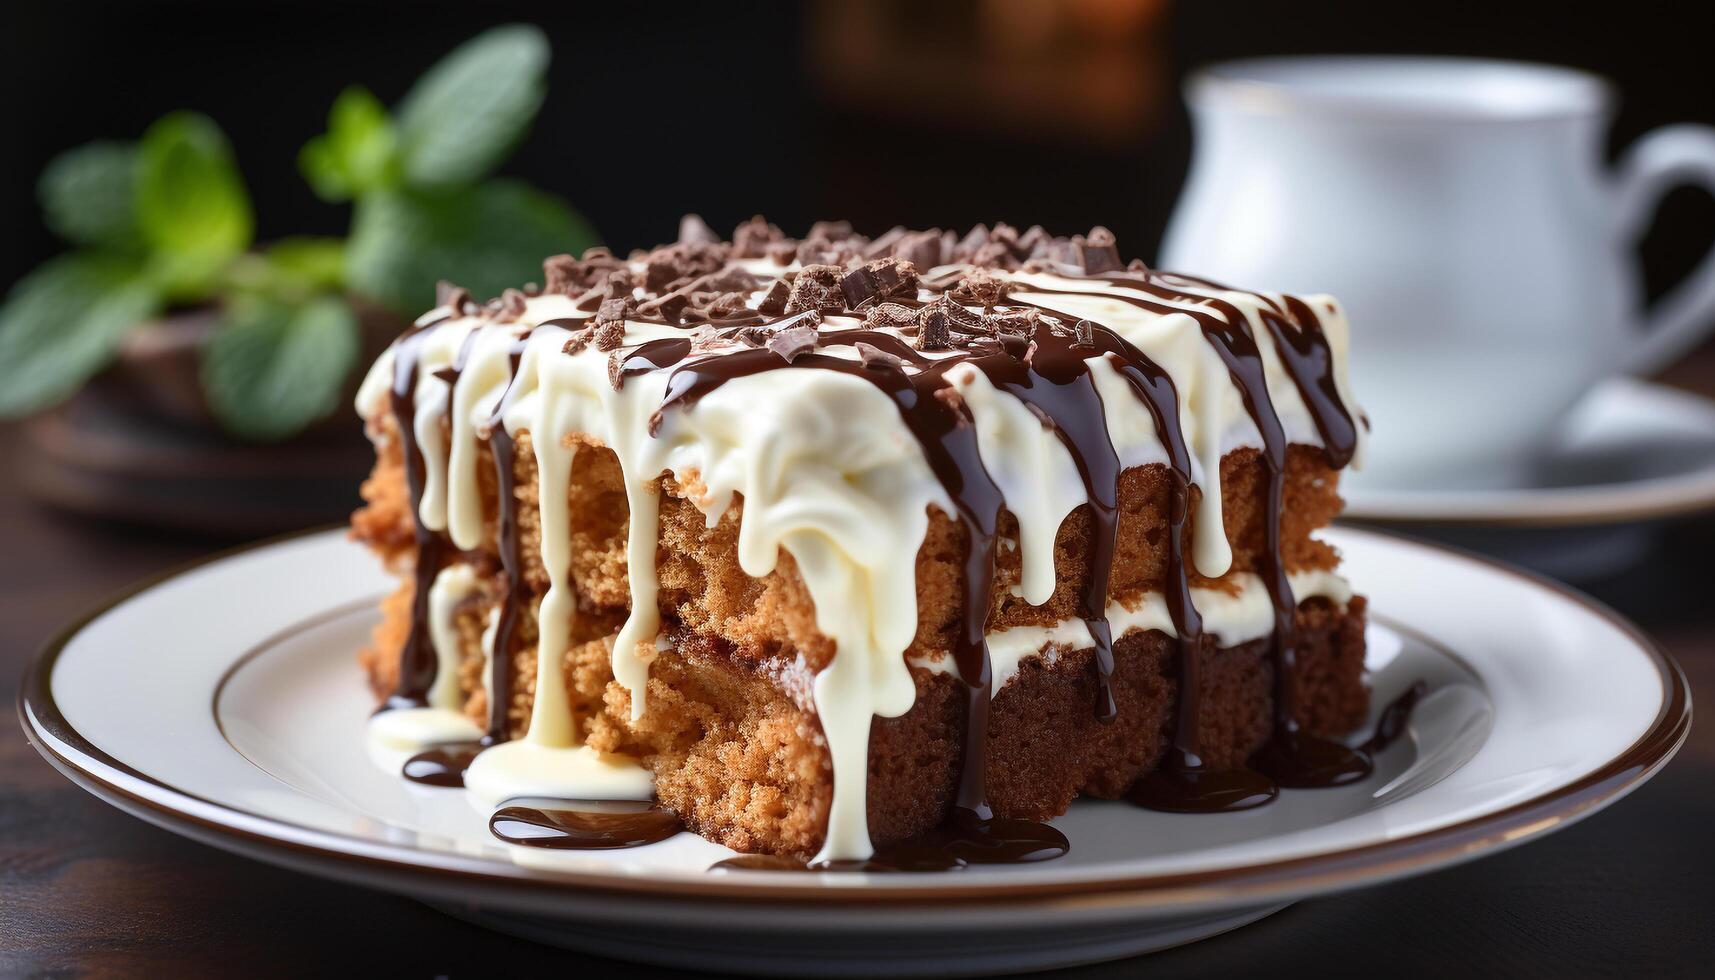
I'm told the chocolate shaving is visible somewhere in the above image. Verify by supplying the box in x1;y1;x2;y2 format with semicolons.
436;281;473;313
987;309;1039;337
497;288;528;319
855;341;905;371
766;314;822;362
765;240;798;266
1073;318;1096;347
756;279;791;316
607;351;626;390
733;325;773;348
592;320;626;351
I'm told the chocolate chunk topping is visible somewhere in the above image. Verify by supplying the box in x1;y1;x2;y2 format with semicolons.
497;288;528;320
785;264;846;315
949;269;1010;307
704;266;760;293
896;230;945;272
916;304;954;352
1073;226;1123;275
678;213;720;245
756;279;791;316
809;219;855;240
864;302;919;332
733;215;784;258
840;258;917;310
563;328;594;356
855;341;905;371
542;256;581;295
987;309;1039;337
652;292;691;324
436;281;473;313
765;240;798;266
765;313;822;362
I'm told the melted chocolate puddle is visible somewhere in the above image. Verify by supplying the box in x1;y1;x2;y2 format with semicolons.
401;742;483;788
1361;680;1429;755
708;807;1068;873
1129;764;1278;813
490;804;683;850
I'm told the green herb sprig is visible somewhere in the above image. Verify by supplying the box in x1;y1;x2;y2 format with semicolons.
0;24;595;441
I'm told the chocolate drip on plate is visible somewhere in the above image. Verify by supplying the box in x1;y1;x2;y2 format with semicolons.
708;807;1068;873
490;804;683;849
401;742;483;787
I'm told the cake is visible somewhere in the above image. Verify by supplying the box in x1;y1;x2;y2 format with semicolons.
351;216;1370;866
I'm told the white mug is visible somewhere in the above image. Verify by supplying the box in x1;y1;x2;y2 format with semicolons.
1160;56;1715;490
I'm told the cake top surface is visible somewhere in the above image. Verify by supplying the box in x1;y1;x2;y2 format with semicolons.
356;217;1368;861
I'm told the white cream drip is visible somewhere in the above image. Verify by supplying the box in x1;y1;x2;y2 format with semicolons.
366;563;483;750
354;263;1363;861
911;569;1352;695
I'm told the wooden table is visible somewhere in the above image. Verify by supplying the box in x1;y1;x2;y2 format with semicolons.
5;363;1713;976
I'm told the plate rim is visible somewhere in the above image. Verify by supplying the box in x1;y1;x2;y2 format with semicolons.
1341;380;1715;527
16;525;1692;911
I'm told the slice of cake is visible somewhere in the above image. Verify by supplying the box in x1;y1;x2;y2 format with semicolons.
351;217;1370;865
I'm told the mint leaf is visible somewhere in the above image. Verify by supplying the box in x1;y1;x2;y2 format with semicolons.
345;180;597;314
299;86;399;202
38;141;142;250
394;24;549;187
0;254;160;417
202;295;359;440
263;237;347;293
137;111;253;301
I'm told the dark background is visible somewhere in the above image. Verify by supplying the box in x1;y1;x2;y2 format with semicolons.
4;0;1714;301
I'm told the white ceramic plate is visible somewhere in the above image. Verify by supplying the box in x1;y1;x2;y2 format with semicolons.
1344;379;1715;526
19;527;1689;977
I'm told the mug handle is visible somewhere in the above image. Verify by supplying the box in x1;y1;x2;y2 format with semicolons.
1614;124;1715;376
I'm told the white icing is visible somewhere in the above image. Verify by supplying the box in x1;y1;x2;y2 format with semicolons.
368;706;480;751
365;562;485;751
465;744;655;809
426;563;479;712
354;261;1363;862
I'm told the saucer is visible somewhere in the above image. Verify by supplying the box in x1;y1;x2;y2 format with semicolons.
18;528;1689;976
1343;378;1715;527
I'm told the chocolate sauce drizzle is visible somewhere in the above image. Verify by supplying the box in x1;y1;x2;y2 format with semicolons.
382;317;455;712
481;326;541;743
377;228;1379;867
